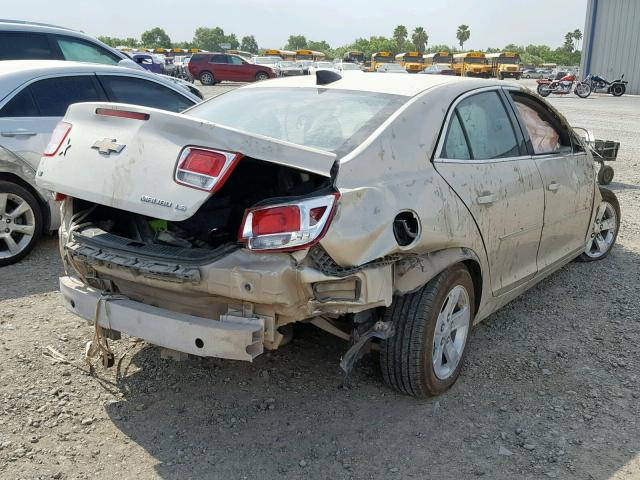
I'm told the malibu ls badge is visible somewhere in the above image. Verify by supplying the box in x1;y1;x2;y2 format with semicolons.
141;195;187;212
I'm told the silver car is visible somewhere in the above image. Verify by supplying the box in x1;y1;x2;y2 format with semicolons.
0;60;201;265
37;73;619;397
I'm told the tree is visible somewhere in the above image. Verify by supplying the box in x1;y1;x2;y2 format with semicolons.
456;25;471;50
563;32;575;52
284;35;308;50
97;36;139;48
307;40;332;55
411;27;428;53
393;25;408;52
572;28;583;51
140;27;171;48
192;27;226;51
240;35;259;53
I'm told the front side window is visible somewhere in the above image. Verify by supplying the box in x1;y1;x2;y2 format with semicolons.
510;92;573;155
98;75;194;113
29;76;101;117
0;32;55;60
55;36;120;65
228;55;243;65
455;91;519;160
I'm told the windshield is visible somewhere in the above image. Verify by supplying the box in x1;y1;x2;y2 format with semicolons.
187;87;406;154
499;57;519;64
340;63;361;70
464;57;486;64
315;62;334;68
298;61;313;67
278;61;296;68
255;57;279;65
374;55;393;63
402;56;424;63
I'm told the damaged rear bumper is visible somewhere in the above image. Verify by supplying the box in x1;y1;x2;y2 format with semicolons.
60;276;265;361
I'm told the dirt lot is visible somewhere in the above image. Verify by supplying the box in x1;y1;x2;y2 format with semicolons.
1;82;639;480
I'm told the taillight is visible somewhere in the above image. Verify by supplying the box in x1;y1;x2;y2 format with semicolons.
174;147;241;193
239;193;339;251
43;122;72;157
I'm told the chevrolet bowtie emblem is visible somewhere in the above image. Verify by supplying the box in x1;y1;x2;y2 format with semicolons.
91;138;125;155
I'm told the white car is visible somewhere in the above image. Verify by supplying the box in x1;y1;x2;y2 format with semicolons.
334;62;363;73
0;60;201;266
37;73;618;397
308;61;339;75
376;63;409;73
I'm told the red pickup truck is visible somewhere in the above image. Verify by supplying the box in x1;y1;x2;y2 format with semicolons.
188;53;275;85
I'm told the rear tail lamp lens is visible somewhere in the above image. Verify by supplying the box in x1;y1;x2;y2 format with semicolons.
174;147;241;193
239;193;339;251
43;122;72;157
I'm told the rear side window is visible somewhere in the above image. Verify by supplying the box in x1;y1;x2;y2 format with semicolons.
55;36;120;65
455;92;519;160
0;89;38;117
0;32;56;60
98;75;195;112
208;54;227;64
442;113;470;160
29;76;102;116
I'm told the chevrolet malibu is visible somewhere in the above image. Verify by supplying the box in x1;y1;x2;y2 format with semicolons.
36;73;620;397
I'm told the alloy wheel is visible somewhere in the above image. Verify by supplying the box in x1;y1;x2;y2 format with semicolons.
432;285;471;380
584;201;617;259
0;192;36;260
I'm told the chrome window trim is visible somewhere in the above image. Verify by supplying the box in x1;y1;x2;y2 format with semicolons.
434;86;525;164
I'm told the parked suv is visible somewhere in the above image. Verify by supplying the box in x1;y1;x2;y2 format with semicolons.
188;53;275;85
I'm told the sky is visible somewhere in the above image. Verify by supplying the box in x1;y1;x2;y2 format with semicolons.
3;0;588;50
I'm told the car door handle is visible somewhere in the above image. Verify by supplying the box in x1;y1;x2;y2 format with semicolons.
547;182;560;192
1;130;37;137
476;193;495;205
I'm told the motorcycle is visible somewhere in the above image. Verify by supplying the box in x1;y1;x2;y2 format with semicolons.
536;74;591;98
584;73;628;96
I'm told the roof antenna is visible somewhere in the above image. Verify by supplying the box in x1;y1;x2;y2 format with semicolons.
316;70;342;85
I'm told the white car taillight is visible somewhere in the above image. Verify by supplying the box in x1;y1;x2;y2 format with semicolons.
239;193;339;251
174;147;242;193
43;122;72;157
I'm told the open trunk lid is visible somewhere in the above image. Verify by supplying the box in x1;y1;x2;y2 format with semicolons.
36;102;336;221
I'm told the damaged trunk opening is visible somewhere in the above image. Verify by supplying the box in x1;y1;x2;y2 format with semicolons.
72;156;332;255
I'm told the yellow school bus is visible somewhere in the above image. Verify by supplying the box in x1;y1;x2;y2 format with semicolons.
452;52;491;78
263;49;296;60
370;51;394;71
343;50;365;63
486;52;522;79
395;52;425;73
295;49;325;61
424;51;453;67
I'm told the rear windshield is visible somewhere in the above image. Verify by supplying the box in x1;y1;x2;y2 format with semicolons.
185;87;406;154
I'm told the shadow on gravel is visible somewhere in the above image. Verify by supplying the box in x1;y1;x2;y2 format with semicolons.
0;236;64;301
101;243;640;480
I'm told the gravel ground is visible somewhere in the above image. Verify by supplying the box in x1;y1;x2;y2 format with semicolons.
1;81;639;480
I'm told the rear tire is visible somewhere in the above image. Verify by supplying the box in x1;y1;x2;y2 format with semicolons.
597;164;614;185
537;84;551;97
0;181;43;267
577;188;619;262
380;264;475;397
611;84;625;97
199;71;214;86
